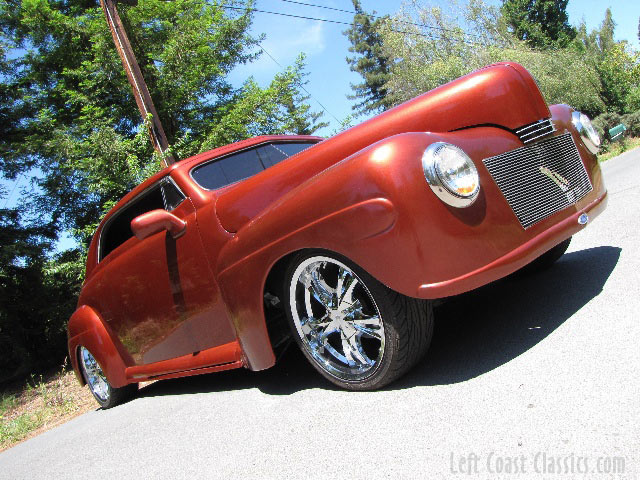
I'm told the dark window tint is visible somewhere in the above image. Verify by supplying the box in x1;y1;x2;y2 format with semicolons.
191;149;263;190
161;180;185;211
100;185;165;260
256;143;313;168
191;142;316;190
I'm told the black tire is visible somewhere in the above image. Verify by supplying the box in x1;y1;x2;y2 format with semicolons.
523;237;572;273
79;346;138;409
283;250;433;390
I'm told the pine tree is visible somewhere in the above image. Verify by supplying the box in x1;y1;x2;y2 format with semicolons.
501;0;576;48
344;0;392;115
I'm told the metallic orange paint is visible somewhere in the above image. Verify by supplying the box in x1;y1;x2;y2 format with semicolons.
68;63;607;388
130;209;187;240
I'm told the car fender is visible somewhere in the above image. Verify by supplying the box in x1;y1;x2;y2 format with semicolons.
215;132;445;371
67;305;131;388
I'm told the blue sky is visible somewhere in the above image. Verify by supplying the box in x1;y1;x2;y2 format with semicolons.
229;0;640;136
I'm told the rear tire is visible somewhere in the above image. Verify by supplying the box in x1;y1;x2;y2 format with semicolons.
283;251;433;390
79;346;137;409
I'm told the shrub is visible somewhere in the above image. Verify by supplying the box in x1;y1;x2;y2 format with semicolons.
621;111;640;137
592;112;623;141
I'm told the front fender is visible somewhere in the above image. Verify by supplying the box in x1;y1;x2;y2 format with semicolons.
67;305;131;388
215;132;441;371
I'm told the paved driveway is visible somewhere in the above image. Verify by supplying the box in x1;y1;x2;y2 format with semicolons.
1;150;638;479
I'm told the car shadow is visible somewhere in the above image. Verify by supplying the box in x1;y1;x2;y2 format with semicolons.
137;245;621;399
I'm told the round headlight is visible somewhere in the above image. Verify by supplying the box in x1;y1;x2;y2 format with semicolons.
571;111;601;154
422;142;480;207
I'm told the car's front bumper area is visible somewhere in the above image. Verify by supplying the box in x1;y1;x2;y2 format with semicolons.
415;189;607;298
348;105;607;300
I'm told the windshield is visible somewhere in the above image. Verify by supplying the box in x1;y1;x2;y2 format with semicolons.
191;142;315;190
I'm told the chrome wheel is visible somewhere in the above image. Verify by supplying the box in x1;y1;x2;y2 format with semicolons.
288;255;385;382
79;346;110;403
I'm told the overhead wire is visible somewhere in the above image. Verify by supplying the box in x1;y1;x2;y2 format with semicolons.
1;174;23;210
222;4;485;46
273;0;487;41
254;42;342;124
220;2;488;126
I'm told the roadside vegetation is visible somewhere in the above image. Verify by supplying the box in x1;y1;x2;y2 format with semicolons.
597;137;640;162
0;361;94;452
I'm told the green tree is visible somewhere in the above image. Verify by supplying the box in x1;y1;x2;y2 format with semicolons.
0;0;324;382
379;1;603;115
1;0;324;245
501;0;576;48
574;9;640;113
344;0;392;115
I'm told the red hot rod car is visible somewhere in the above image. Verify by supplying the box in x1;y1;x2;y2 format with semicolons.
68;63;607;407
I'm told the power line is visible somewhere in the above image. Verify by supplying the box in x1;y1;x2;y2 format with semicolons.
1;174;23;210
255;42;342;124
222;5;485;46
274;0;486;41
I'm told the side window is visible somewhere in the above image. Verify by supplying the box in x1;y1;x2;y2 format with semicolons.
161;179;185;211
190;143;316;190
99;178;184;261
256;143;313;168
191;149;263;190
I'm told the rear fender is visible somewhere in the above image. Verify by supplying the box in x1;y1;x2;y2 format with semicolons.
67;305;130;388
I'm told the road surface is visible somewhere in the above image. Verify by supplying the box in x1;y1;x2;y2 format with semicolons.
2;149;638;479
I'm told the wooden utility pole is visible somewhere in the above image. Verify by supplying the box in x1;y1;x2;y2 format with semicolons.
100;0;176;167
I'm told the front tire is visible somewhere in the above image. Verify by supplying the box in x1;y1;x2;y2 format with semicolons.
523;237;572;273
283;251;433;390
79;346;137;408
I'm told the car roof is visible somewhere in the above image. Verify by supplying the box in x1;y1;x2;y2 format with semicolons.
101;134;323;222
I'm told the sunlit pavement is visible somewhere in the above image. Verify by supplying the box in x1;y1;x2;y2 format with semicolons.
1;149;638;480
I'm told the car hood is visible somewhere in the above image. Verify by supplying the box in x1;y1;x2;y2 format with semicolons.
216;62;550;233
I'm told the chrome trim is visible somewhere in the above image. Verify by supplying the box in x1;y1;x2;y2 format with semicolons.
571;111;601;154
421;142;480;208
515;119;556;144
79;346;110;403
160;176;186;211
483;133;593;229
289;256;385;382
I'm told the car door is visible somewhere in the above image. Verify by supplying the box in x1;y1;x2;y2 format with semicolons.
83;177;236;366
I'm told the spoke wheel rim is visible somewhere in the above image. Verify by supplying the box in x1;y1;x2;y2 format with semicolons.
79;346;110;402
289;256;385;382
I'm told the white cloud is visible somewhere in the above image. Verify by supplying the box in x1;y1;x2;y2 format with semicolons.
262;20;326;65
229;19;326;86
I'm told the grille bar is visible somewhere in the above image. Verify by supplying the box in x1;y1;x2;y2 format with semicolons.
515;119;555;143
483;133;592;229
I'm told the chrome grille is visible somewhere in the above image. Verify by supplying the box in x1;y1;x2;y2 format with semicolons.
515;119;555;143
483;133;592;229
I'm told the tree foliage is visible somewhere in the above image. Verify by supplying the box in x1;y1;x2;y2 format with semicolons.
374;1;638;118
378;1;603;115
573;9;640;114
344;0;393;115
501;0;576;48
0;0;325;383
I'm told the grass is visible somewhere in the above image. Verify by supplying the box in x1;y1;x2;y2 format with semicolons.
0;360;95;452
597;136;640;162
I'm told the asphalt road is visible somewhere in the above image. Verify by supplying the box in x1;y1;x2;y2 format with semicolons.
2;149;639;480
